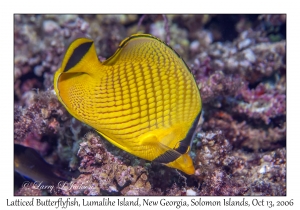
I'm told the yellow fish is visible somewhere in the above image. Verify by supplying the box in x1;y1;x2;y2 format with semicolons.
54;34;202;175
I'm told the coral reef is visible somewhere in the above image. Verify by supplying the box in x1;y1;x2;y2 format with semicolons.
192;131;285;195
14;14;286;196
14;90;64;154
14;184;43;196
60;132;157;196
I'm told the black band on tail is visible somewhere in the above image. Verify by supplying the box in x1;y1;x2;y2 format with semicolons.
175;111;201;154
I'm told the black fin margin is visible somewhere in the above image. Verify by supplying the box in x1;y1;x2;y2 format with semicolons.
153;150;181;164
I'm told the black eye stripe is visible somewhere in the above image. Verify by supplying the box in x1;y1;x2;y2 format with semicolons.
64;41;93;72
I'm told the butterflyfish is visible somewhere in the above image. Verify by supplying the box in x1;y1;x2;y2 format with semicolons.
14;144;71;185
54;34;202;175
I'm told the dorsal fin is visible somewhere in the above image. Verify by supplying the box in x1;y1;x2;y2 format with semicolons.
103;34;177;66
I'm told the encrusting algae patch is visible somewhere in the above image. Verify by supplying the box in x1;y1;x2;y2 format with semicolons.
54;34;202;175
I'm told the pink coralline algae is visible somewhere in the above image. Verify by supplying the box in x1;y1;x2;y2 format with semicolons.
60;132;156;196
14;91;64;154
224;40;286;83
193;131;285;196
232;81;286;125
14;183;43;196
14;14;286;196
196;71;245;104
